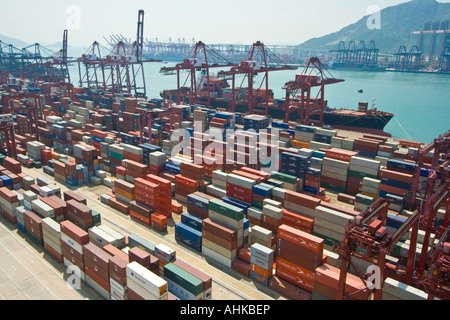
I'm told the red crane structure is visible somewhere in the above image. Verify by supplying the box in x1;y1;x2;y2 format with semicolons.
333;130;450;300
332;198;422;300
0;115;17;159
138;107;183;145
1;93;42;140
282;57;344;124
217;41;297;114
77;10;161;98
160;41;235;107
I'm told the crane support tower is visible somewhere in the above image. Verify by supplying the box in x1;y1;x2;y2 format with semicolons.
283;57;344;125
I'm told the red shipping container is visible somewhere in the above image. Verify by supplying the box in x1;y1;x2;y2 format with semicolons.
130;210;151;226
175;174;199;190
60;221;89;245
284;191;321;209
275;265;314;292
145;174;171;190
84;264;110;291
231;259;250;277
282;209;314;232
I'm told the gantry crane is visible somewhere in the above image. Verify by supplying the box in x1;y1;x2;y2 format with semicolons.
394;45;422;71
1;93;43;139
138;107;183;145
160;41;236;106
0;115;17;159
78;10;160;98
333;130;450;300
282;57;344;124
416;226;450;300
333;199;422;300
217;41;297;114
26;29;73;84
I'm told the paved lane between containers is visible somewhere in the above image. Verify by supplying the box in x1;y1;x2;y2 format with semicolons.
0;216;92;300
23;167;281;300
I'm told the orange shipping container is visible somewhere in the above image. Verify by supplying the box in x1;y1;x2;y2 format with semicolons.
250;263;273;279
275;256;315;282
275;265;314;293
151;213;167;226
278;224;324;253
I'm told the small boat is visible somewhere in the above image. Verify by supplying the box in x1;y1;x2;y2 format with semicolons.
357;89;363;93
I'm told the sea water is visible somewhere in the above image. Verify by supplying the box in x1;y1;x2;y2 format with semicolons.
70;61;450;143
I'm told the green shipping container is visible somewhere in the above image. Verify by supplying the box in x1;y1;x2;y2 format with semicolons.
164;263;203;296
348;170;378;180
92;209;101;225
270;172;297;184
208;199;244;221
320;182;346;193
252;200;263;209
109;151;124;160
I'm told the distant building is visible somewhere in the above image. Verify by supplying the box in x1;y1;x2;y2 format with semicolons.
408;20;450;61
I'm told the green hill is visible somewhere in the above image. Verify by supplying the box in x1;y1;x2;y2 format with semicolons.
298;0;450;54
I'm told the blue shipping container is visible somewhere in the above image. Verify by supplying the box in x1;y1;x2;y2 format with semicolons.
181;212;203;232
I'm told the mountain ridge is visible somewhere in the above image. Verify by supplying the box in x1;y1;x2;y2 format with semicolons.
297;0;450;54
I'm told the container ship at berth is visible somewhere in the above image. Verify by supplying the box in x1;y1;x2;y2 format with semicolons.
310;102;394;137
163;81;394;137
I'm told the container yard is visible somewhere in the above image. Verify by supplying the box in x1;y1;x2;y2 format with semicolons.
0;9;449;304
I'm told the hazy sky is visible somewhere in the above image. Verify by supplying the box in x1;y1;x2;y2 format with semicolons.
1;0;450;48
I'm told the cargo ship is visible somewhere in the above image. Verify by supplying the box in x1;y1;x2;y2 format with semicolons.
310;101;394;137
162;80;394;136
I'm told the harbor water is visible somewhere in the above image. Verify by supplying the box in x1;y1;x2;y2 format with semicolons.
70;61;450;144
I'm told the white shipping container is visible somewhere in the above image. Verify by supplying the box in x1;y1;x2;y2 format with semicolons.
247;207;262;220
201;245;233;268
226;173;256;190
43;235;63;255
315;206;354;227
202;238;236;260
110;277;127;297
97;225;126;249
166;278;203;301
350;156;381;170
249;226;272;243
155;243;176;263
85;274;111;300
126;261;168;298
88;226;117;248
262;199;282;208
61;233;84;255
262;204;283;220
250;243;274;261
206;185;227;199
382;277;428;300
208;210;244;231
41;217;61;238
